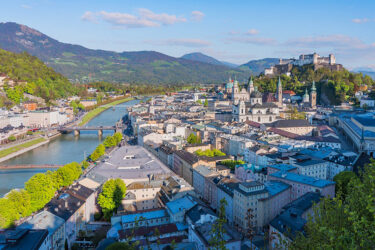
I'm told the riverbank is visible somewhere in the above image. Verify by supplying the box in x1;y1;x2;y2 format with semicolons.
0;137;48;163
0;164;61;169
79;97;134;126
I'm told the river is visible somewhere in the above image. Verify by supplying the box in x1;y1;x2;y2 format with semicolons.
0;99;140;196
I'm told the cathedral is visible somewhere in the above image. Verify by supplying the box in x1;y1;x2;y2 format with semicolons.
231;77;281;123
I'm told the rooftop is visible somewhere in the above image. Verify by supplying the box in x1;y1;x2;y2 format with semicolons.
270;171;335;188
91;146;171;180
114;208;169;224
0;229;48;250
18;211;65;235
166;195;197;215
270;192;322;239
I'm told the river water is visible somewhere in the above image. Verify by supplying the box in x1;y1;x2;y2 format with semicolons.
0;99;140;196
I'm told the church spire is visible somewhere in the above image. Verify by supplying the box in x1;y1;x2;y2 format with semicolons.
311;80;316;92
277;76;282;106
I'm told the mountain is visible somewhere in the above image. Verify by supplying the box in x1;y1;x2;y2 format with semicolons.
181;52;223;65
352;67;375;80
0;22;248;84
181;52;238;68
0;48;76;103
239;58;280;75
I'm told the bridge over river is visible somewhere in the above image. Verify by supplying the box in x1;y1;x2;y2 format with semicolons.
58;124;126;136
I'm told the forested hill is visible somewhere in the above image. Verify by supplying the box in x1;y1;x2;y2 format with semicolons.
0;22;248;84
254;64;375;105
0;48;76;104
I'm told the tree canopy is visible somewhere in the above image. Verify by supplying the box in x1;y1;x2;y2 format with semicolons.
98;178;127;220
195;149;226;157
187;133;202;145
291;163;375;249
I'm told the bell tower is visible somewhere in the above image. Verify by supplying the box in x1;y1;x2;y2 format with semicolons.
277;76;283;107
310;81;317;108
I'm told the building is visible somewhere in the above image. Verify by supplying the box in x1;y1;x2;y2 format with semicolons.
268;171;335;200
23;101;37;111
270;119;315;136
233;181;291;232
45;183;95;248
19;211;66;250
310;81;317;108
339;113;375;155
192;165;219;200
216;181;239;226
166;195;197;223
269;192;322;248
0;229;49;250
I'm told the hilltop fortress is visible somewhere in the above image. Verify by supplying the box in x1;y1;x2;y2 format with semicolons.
264;53;343;76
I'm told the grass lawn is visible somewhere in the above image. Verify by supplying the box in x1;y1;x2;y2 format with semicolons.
0;137;46;158
79;97;134;126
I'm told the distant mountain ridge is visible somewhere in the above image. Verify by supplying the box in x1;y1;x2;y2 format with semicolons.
239;58;280;75
0;22;250;84
181;52;238;68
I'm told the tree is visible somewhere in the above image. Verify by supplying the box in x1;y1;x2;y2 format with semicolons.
106;242;135;250
292;164;375;248
81;160;90;169
103;136;116;148
209;198;228;250
187;133;201;144
113;132;123;145
204;99;208;107
6;189;31;219
333;171;358;200
220;160;245;171
91;144;106;161
25;173;56;211
98;179;127;220
8;135;16;142
195;149;226;157
55;162;82;187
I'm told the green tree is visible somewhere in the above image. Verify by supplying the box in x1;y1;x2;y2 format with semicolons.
187;133;201;145
8;135;16;142
103;136;116;148
25;173;56;211
220;160;245;171
204;99;208;107
81;160;90;169
113;132;123;145
333;171;358;200
6;189;31;219
292;164;375;249
98;179;127;220
209;198;228;250
106;242;135;250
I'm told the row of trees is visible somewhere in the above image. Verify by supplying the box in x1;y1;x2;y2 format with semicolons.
0;162;85;228
220;160;245;171
90;132;122;161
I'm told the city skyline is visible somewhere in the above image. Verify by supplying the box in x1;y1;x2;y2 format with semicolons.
1;0;375;69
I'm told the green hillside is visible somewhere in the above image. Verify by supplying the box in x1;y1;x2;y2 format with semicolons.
0;22;248;84
254;64;375;105
0;48;76;105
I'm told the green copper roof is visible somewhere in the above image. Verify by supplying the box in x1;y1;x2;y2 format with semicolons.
311;81;317;92
277;76;282;88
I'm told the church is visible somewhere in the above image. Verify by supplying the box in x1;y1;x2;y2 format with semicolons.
231;77;282;123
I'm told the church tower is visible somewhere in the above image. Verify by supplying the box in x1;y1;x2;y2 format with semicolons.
276;76;283;107
310;81;317;108
247;76;255;95
232;77;239;101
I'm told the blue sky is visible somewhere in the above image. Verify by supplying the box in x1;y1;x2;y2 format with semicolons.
1;0;375;69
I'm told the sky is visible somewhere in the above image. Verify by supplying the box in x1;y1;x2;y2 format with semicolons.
1;0;375;70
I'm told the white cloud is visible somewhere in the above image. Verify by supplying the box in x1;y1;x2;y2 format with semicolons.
99;11;159;28
352;18;370;23
138;8;187;25
246;29;259;35
82;9;186;28
146;38;211;47
81;11;98;23
191;11;205;21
